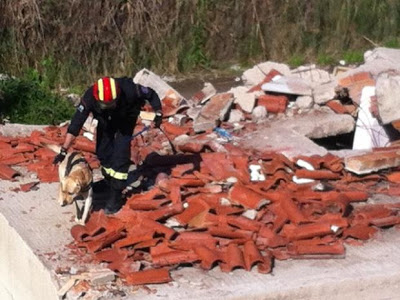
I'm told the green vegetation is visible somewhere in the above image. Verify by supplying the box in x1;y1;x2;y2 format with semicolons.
0;72;75;125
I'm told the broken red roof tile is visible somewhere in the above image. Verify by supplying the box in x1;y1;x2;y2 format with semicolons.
226;215;261;232
243;240;264;271
289;241;345;256
152;249;199;267
257;252;273;274
34;147;57;160
281;222;336;241
345;149;400;175
85;229;126;253
36;167;59;183
343;224;378;240
171;163;195;178
325;100;349;114
229;184;269;209
220;243;246;272
13;143;36;154
256;94;288;114
94;248;129;263
0;141;12;149
162;122;190;136
128;199;170;211
73;136;96;153
208;225;253;240
173;232;218;251
0;135;17;144
280;197;307;225
369;215;400;227
172;198;209;226
385;171;400;183
193;245;221;270
114;231;154;249
125;268;172;285
0;164;20;180
248;69;282;93
19;181;39;192
295;169;341;180
0;153;29;165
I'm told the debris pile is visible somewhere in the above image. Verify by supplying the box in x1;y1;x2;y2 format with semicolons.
2;47;400;290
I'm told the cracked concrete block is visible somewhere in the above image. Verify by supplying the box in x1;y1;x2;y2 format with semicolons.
242;61;291;87
229;86;258;113
88;269;116;285
312;80;338;104
276;107;355;139
262;76;312;96
134;68;184;102
295;96;314;109
193;93;233;132
228;109;245;123
252;106;267;123
291;65;332;84
376;71;400;124
189;82;217;105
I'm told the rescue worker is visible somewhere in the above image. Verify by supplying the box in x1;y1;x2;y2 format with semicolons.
53;76;163;214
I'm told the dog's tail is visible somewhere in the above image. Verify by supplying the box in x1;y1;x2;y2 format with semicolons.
44;144;62;154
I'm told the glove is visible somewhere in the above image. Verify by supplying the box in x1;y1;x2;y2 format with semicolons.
53;147;67;165
154;111;163;128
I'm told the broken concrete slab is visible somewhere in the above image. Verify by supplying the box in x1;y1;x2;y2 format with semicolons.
312;80;338;105
364;47;400;67
0;123;47;137
189;82;216;105
261;76;312;96
134;68;184;103
295;96;314;109
338;47;400;81
241;61;291;87
376;71;400;125
228;109;245;123
193;93;234;133
275;107;355;139
291;64;332;84
238;126;328;158
345;149;400;175
229;86;258;113
252;106;267;123
88;269;116;285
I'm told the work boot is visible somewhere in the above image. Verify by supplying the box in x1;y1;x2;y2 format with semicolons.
104;189;124;215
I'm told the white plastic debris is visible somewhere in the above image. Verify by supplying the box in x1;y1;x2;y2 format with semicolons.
249;165;266;181
220;197;231;206
296;159;315;171
242;209;257;220
292;176;315;184
330;225;340;233
83;132;94;141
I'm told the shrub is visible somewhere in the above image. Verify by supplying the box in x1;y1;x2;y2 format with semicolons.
0;73;75;125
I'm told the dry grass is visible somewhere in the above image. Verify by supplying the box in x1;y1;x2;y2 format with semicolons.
1;0;399;86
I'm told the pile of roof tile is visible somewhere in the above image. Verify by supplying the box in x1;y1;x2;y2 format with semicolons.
0;126;99;183
69;132;400;286
2;116;400;286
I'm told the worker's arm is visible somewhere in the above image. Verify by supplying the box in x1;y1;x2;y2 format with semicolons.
53;90;92;164
139;85;163;127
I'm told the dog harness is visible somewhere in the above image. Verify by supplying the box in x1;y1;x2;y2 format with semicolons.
65;152;92;192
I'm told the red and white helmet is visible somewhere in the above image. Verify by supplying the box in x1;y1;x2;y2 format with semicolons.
93;77;120;109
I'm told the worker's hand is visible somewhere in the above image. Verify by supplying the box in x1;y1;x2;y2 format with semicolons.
154;111;163;128
53;147;67;165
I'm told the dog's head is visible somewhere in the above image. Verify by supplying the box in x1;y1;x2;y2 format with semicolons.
59;177;82;206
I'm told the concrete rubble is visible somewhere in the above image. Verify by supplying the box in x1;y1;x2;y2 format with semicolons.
2;47;400;299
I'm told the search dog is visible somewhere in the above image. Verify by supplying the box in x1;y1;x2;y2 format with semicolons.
48;145;93;224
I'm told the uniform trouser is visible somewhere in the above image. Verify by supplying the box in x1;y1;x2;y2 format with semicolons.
96;127;132;209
